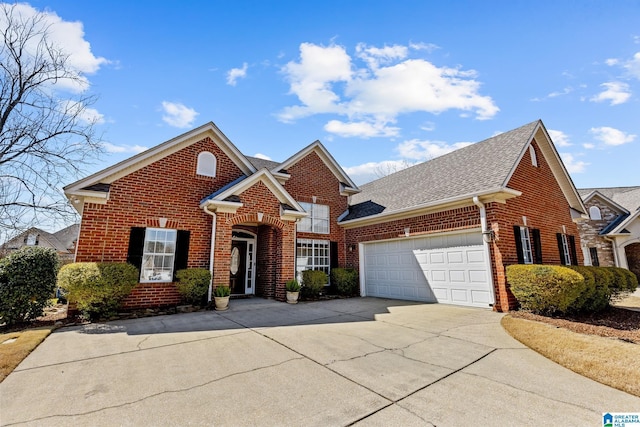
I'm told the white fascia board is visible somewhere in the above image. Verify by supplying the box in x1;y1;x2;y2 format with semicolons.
64;122;257;193
203;200;243;214
340;189;520;229
584;191;629;215
610;211;640;234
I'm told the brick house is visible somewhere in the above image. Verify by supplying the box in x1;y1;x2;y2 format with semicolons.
65;119;586;312
576;187;640;281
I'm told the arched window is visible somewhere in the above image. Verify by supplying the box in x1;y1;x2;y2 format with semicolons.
196;151;216;177
589;206;602;220
529;145;538;167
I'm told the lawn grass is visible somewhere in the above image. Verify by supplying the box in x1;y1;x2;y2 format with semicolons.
0;327;54;382
501;315;640;397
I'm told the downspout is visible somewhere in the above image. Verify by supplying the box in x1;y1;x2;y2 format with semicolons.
203;204;217;302
473;196;497;307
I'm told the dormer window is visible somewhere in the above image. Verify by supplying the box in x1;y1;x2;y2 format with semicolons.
196;151;216;177
529;145;538;167
589;206;602;220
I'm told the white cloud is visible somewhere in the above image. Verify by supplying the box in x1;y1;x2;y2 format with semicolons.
590;81;631;105
583;143;595;149
59;100;105;124
278;42;498;136
548;87;573;98
0;3;109;93
103;142;148;154
226;62;248;86
253;153;272;160
559;153;588;173
420;121;436;131
161;101;199;128
343;160;415;184
548;129;571;147
623;52;640;79
324;119;400;138
396;139;472;160
409;42;440;53
590;126;636;146
605;58;619;66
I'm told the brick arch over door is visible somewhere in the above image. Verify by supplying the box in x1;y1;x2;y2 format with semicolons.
624;242;640;282
228;213;285;230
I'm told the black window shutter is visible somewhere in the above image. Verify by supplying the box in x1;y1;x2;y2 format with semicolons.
513;226;524;264
531;229;542;264
568;235;578;265
174;230;191;280
556;233;565;264
127;227;146;271
330;241;339;270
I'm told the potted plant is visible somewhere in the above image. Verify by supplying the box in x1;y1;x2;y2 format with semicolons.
285;279;301;304
213;285;231;311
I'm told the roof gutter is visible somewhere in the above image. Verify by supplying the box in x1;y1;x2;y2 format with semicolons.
473;196;496;308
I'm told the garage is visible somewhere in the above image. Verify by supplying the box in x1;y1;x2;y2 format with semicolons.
361;230;494;308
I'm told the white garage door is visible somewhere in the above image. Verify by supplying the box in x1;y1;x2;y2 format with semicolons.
362;230;493;308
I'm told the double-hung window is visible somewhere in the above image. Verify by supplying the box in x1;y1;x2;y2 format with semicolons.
556;233;578;266
514;225;542;264
140;228;177;282
296;239;330;281
297;202;329;234
519;227;533;264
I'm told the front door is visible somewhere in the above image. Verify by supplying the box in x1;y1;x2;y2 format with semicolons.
230;240;247;295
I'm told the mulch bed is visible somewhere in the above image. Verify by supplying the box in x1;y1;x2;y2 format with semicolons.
509;307;640;344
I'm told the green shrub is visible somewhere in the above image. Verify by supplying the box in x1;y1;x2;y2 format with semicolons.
567;266;596;312
0;247;59;325
213;285;230;297
507;264;585;315
285;279;301;292
301;270;327;299
579;266;612;312
330;268;359;296
607;266;639;301
175;268;211;306
58;262;139;320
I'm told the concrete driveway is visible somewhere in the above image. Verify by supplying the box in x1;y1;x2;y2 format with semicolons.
1;298;638;426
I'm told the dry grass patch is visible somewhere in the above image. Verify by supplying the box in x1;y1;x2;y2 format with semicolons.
502;316;640;397
0;327;53;382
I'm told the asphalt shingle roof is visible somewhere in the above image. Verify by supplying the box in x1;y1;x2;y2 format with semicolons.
350;120;540;214
578;186;640;213
246;156;281;171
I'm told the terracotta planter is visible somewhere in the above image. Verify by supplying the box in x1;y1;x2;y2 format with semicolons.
286;291;299;304
214;296;230;311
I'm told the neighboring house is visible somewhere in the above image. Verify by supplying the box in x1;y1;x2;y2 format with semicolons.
577;186;640;281
1;224;79;262
64;119;585;312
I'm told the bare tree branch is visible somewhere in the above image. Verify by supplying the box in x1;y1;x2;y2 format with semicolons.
0;3;103;243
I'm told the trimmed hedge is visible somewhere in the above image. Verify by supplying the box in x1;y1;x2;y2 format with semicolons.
175;268;211;306
330;268;359;296
0;247;60;325
507;264;585;314
58;262;139;319
301;270;327;299
606;266;639;300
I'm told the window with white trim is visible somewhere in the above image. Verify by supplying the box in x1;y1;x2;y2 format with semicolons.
589;206;602;220
520;226;534;264
196;151;216;177
296;239;330;281
140;228;177;282
25;233;37;246
297;202;329;234
560;234;571;265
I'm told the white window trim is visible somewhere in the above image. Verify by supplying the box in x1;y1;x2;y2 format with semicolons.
297;202;330;234
589;206;602;220
140;228;177;283
560;234;571;265
520;226;533;264
196;151;217;177
296;238;330;282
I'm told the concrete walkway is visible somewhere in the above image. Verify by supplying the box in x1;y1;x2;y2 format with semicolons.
1;298;638;426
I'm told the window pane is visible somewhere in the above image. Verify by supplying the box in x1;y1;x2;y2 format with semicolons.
140;228;177;283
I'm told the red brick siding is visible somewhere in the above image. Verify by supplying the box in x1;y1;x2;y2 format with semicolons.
75;137;246;309
283;151;350;267
486;139;583;310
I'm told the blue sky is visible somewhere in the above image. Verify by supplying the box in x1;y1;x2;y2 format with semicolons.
18;1;640;188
